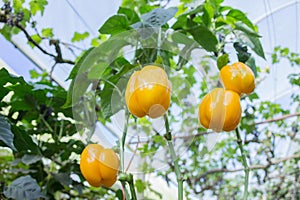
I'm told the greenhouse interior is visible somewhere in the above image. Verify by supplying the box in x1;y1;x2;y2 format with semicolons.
0;0;299;199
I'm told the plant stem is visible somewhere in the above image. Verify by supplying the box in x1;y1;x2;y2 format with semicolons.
119;173;137;200
40;115;54;132
235;128;249;200
121;110;129;172
128;174;138;200
119;110;137;200
164;114;183;200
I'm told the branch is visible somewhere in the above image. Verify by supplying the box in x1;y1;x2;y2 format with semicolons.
15;23;56;58
194;154;300;181
16;23;75;65
255;112;300;125
0;9;75;65
235;128;249;200
127;111;300;146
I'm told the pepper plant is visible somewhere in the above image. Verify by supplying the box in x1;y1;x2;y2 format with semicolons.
0;0;299;199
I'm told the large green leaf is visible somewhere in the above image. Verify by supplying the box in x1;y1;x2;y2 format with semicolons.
12;125;41;155
87;62;109;79
247;34;265;59
21;154;42;165
0;115;16;151
0;87;10;102
53;172;72;186
0;68;27;86
235;31;265;59
226;8;256;30
67;48;95;81
171;31;195;45
64;48;94;108
234;22;261;37
234;42;251;63
189;25;218;52
118;7;140;24
132;7;178;28
100;63;136;120
245;56;258;77
99;14;130;35
65;37;129;108
3;175;46;200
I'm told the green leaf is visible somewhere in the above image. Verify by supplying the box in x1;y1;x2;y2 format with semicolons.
171;31;194;45
91;38;101;47
0;25;13;41
21;154;42;165
71;31;90;43
202;2;214;26
53;173;72;186
245;56;257;77
28;34;42;48
64;48;94;108
3;175;46;200
12;125;41;155
234;22;260;37
248;92;259;101
172;15;188;30
87;62;109;79
244;33;265;59
63;72;91;109
135;179;147;193
117;7;140;24
189;25;218;52
65;37;129;108
226;8;255;30
289;73;300;86
0;68;27;101
29;69;41;79
100;63;135;119
180;0;193;3
132;7;178;28
13;0;25;12
67;48;95;81
183;66;197;85
0;115;16;151
234;42;251;63
99;14;130;35
217;53;229;70
116;189;124;200
29;0;48;16
41;28;54;38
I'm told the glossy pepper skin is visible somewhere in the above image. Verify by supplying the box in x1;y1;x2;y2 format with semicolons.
125;65;172;118
220;62;255;95
198;88;242;132
80;144;120;188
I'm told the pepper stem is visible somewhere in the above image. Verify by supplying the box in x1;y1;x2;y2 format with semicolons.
164;114;184;200
235;128;249;200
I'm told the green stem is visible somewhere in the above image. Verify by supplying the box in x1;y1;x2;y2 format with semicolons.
40;115;53;132
121;110;129;172
119;110;138;200
235;128;249;200
164;114;183;200
128;174;138;200
157;27;162;58
119;173;137;200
